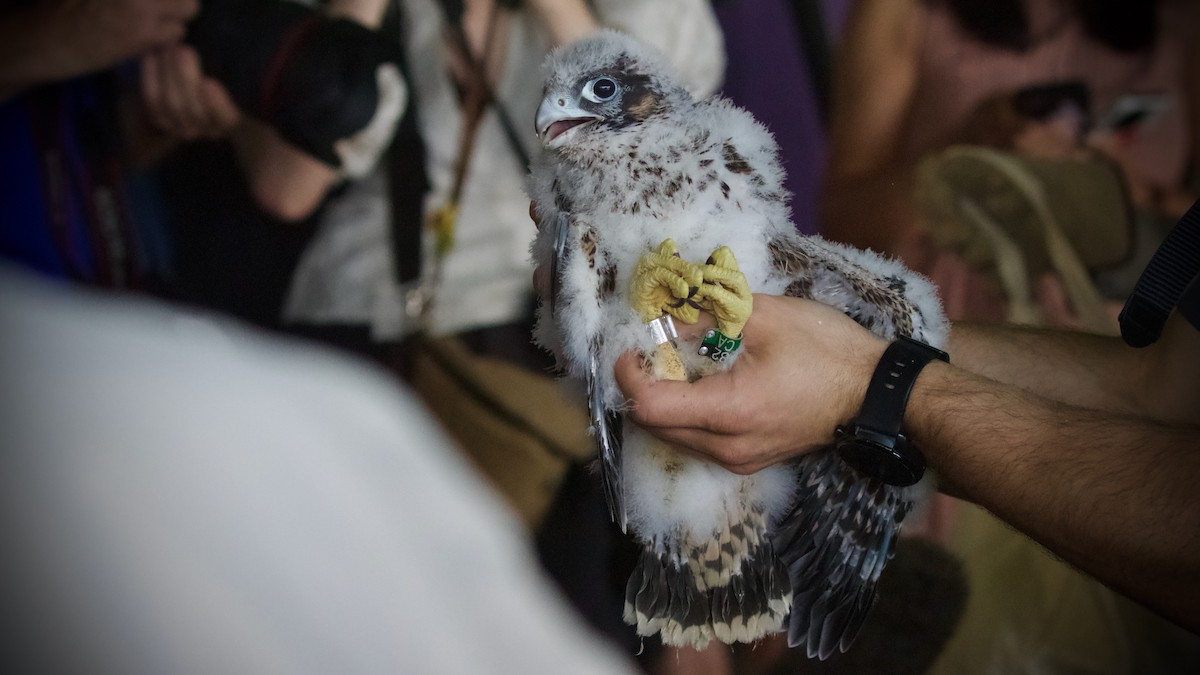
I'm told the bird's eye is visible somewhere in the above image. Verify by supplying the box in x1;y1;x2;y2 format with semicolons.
584;77;619;103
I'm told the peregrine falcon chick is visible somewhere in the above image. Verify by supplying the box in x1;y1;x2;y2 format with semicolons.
528;30;948;659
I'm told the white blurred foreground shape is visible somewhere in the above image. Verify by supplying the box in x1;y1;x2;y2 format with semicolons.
0;265;636;675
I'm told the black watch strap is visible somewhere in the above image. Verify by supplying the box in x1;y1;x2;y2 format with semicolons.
836;335;948;486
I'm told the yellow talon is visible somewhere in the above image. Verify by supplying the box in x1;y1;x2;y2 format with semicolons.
629;239;704;383
629;238;705;324
696;246;752;337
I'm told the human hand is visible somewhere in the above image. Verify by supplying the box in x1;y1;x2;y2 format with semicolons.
614;294;887;474
140;44;240;142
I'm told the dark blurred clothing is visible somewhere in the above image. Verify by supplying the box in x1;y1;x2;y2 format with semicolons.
0;68;171;289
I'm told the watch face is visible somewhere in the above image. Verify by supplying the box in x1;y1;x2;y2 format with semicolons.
836;431;925;487
836;335;944;487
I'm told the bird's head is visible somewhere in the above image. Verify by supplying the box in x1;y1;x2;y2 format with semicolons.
535;30;691;149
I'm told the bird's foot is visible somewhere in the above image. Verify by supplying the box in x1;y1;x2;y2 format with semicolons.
696;246;752;338
629;238;705;325
629;240;751;372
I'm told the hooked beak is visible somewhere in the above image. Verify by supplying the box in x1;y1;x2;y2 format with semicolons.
536;94;601;148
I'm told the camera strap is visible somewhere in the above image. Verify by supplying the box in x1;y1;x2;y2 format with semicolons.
409;1;528;331
435;0;526;230
1118;198;1200;346
257;14;326;123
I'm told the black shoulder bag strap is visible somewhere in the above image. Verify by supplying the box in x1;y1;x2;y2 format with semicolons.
381;2;430;290
1118;199;1200;347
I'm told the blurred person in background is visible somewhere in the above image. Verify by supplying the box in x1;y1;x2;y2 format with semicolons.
150;0;405;328
282;0;725;352
0;0;212;290
821;0;1199;325
0;0;404;329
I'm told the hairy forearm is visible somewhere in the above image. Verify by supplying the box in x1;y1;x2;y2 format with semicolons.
910;362;1200;631
949;314;1200;421
947;322;1143;414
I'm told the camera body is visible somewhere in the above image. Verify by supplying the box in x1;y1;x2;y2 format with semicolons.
187;0;404;170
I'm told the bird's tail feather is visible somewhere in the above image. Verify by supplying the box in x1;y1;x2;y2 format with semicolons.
623;515;793;649
623;547;713;647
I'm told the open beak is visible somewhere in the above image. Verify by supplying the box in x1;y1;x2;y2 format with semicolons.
536;94;600;148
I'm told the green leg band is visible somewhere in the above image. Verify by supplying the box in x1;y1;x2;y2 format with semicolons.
697;328;743;362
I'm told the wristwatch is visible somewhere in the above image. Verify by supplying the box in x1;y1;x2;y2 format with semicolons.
835;335;948;486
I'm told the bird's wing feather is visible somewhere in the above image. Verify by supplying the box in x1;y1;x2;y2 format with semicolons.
537;205;629;530
764;234;945;658
772;451;906;658
588;348;626;531
768;233;949;346
549;212;571;317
